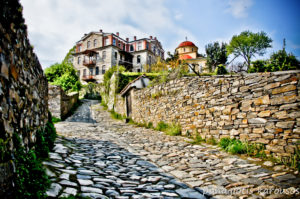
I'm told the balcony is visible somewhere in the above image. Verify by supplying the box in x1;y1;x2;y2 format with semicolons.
83;59;96;67
82;75;95;81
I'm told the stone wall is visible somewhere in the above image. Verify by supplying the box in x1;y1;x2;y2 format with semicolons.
0;0;49;197
48;85;79;119
115;71;300;158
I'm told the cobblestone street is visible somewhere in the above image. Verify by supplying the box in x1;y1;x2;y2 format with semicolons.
45;100;300;199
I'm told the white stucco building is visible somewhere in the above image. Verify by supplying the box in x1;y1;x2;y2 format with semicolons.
72;29;164;83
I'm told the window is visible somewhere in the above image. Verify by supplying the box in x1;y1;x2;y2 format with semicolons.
146;43;149;50
148;56;151;65
192;48;194;52
87;41;91;48
89;68;93;75
130;45;134;52
137;42;142;50
184;48;185;52
96;67;99;75
83;69;86;77
96;53;100;61
113;39;116;46
94;39;97;47
137;69;141;72
78;45;81;52
114;52;118;59
123;44;125;51
77;57;81;64
118;42;121;48
102;65;106;74
137;55;141;64
102;51;106;59
104;38;109;46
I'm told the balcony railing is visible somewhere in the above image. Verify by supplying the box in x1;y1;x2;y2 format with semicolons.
83;60;96;67
82;75;95;81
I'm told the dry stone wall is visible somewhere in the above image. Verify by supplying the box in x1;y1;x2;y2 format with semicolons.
127;71;300;158
48;85;79;119
0;0;48;196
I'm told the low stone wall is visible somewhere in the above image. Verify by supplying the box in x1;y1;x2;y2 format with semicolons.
48;85;79;119
114;71;300;158
0;0;48;196
115;94;126;116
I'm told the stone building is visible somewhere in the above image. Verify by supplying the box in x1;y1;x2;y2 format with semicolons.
175;40;208;73
72;29;165;84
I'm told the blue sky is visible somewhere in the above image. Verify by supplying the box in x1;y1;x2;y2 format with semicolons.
20;0;300;68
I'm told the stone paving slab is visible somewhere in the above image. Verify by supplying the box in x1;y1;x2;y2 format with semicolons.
46;100;300;199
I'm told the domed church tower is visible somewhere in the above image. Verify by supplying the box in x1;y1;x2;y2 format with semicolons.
175;40;208;73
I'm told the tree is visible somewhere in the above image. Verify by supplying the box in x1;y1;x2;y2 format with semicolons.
205;42;228;72
45;62;81;91
269;49;299;71
63;45;76;64
227;30;272;70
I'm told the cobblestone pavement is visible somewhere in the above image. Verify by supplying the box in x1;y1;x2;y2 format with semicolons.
45;100;300;199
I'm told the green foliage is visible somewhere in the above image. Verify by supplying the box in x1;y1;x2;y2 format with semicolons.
103;65;126;94
151;91;163;99
215;64;228;75
188;135;206;145
248;60;268;73
101;101;108;110
52;117;61;124
83;82;101;100
165;123;182;136
147;122;153;129
13;112;57;198
227;30;272;69
205;42;228;72
45;62;81;92
156;121;169;131
0;137;10;162
110;110;125;120
206;137;218;145
35;120;57;158
63;46;76;65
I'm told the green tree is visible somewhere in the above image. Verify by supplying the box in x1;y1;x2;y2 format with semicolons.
269;49;299;71
227;30;272;70
205;42;228;72
45;61;81;91
63;45;76;64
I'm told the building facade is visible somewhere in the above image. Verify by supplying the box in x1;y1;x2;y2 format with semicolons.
72;29;164;83
175;41;208;73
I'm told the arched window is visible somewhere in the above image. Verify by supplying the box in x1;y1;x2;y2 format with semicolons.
96;67;99;75
94;39;97;47
137;55;141;64
102;65;106;74
102;51;106;59
130;45;134;52
87;41;91;48
77;57;81;64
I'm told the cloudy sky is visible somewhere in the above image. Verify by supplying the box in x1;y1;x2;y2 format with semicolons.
20;0;300;69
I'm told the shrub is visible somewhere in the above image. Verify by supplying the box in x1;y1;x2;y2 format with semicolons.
165;123;181;136
51;117;61;124
110;110;124;120
156;121;169;131
189;135;206;145
215;64;228;75
206;137;218;145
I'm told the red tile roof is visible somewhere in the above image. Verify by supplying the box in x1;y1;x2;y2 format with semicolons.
180;54;193;60
177;41;196;48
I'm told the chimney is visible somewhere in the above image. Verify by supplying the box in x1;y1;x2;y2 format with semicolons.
99;29;103;33
116;32;119;36
154;37;157;40
126;38;129;42
150;36;153;39
134;36;137;41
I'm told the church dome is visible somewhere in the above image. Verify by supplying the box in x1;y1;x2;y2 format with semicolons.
177;41;196;48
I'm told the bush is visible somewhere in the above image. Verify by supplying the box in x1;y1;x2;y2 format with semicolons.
156;121;169;131
215;64;228;75
110;110;124;120
52;117;61;124
45;62;81;92
165;123;181;136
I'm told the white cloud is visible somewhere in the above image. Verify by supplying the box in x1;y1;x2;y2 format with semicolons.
20;0;196;68
227;0;253;18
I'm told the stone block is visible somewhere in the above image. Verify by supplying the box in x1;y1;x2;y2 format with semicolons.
276;121;295;129
258;110;271;117
254;95;270;105
273;111;288;119
264;82;280;90
237;112;247;118
253;128;264;134
279;103;298;110
270;94;297;105
272;85;296;95
248;118;267;124
266;145;284;153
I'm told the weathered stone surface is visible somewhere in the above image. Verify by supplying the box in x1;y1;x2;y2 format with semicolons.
46;183;62;197
248;118;267;124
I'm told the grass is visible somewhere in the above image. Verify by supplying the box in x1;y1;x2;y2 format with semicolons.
165;123;182;136
109;110;125;120
51;116;61;123
101;101;108;110
155;121;169;131
188;135;206;145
